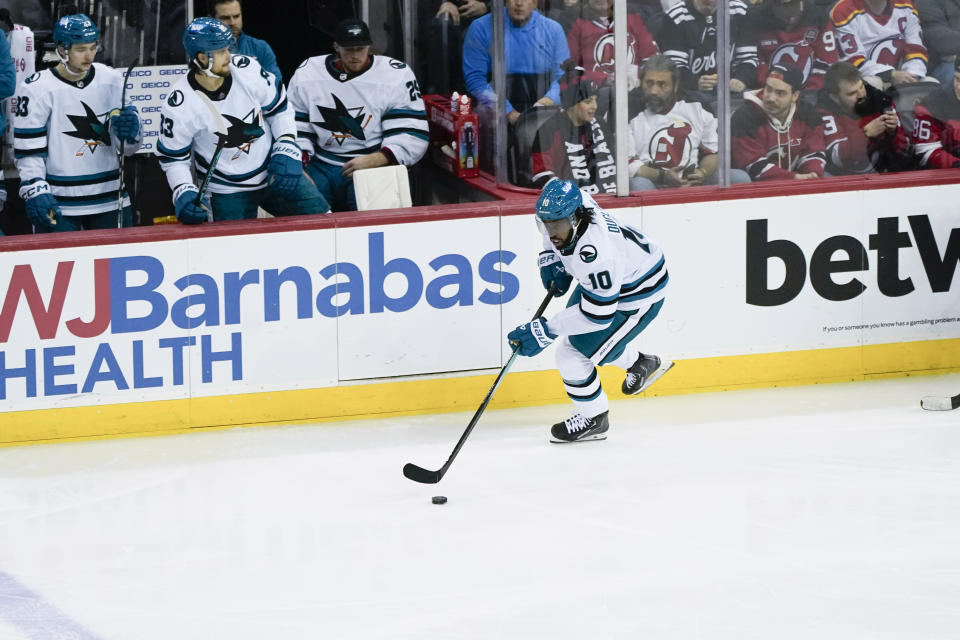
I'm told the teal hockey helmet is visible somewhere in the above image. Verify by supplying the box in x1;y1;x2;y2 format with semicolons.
535;179;582;222
536;179;585;251
53;14;99;49
183;17;233;60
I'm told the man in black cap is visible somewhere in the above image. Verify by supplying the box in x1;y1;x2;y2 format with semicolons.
731;64;827;180
287;18;429;211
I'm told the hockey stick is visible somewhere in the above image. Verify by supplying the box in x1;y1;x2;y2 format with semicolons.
193;89;229;211
403;289;555;484
116;58;139;227
921;392;960;411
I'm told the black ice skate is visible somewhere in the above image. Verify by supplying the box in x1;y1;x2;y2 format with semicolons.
550;411;609;443
622;354;674;396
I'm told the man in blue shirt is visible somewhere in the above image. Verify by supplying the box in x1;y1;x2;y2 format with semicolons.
462;0;569;125
209;0;283;84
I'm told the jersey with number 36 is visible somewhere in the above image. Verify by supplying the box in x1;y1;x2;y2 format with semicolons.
543;191;669;337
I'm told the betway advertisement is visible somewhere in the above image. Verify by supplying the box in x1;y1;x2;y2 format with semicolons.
637;185;960;358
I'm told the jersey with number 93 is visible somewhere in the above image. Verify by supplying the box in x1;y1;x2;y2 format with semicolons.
155;54;295;195
543;191;669;337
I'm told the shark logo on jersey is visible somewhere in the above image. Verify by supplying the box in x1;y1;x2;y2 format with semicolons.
64;101;112;156
579;244;598;263
219;108;265;160
315;93;367;144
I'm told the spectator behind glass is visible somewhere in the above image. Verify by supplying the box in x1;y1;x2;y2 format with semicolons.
462;0;569;125
659;0;758;105
731;64;827;180
529;65;617;194
548;0;585;31
567;0;659;91
817;61;913;174
627;54;751;189
830;0;930;87
209;0;283;84
418;0;490;95
911;59;960;168
917;0;960;87
748;0;838;97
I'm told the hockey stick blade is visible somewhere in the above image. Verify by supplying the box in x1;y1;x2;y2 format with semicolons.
402;463;442;484
402;289;556;484
920;394;960;411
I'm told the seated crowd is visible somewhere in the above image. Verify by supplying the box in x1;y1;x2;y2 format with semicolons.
432;0;960;192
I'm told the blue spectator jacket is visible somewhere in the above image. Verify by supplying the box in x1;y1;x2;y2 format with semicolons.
462;8;569;114
231;31;283;85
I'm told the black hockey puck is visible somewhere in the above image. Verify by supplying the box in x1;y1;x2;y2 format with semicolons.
432;496;447;505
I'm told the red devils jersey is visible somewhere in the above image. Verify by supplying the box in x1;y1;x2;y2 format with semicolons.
911;86;960;168
731;89;826;180
817;83;911;174
531;111;618;194
567;15;659;86
750;3;838;90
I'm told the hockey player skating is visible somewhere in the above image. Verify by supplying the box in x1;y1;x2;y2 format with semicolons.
13;14;142;232
507;179;673;443
156;18;328;224
287;18;429;212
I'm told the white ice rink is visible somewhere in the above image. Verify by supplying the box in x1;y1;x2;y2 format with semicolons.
0;374;958;640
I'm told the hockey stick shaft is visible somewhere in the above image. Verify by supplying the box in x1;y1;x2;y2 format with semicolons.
193;90;229;209
117;58;138;227
403;289;555;484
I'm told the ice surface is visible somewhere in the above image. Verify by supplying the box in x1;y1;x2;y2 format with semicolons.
0;375;958;639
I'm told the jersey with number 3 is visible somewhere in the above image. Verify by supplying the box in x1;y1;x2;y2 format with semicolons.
156;54;295;195
13;63;138;215
287;54;428;167
543;191;669;337
830;0;927;77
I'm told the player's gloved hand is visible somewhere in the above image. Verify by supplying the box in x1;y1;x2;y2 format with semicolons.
173;184;210;225
507;318;555;357
538;251;572;296
20;180;62;230
268;138;303;195
110;105;141;143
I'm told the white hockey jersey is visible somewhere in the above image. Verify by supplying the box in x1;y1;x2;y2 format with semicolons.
287;54;428;167
13;62;141;216
626;99;718;174
156;54;295;196
3;24;35;179
543;191;669;337
830;0;928;78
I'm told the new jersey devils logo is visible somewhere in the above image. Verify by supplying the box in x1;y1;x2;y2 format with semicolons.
770;42;814;85
648;122;694;168
592;32;637;76
869;36;906;69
